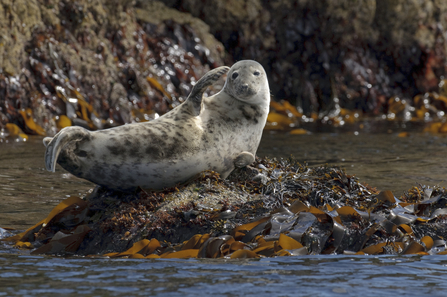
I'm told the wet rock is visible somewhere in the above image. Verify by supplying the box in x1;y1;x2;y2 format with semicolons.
168;0;447;116
5;157;447;257
2;0;447;136
134;1;225;66
0;0;225;136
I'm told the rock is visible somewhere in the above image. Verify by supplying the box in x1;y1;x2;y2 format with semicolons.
167;0;447;115
2;0;447;134
5;157;447;257
0;0;225;135
134;1;225;65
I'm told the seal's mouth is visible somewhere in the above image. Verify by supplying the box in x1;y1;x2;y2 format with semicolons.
234;83;257;99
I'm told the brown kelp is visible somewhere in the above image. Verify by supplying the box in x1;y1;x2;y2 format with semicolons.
3;157;447;258
0;1;225;142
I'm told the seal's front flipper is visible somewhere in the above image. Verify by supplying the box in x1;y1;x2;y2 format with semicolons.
45;126;91;172
186;66;230;116
234;152;255;168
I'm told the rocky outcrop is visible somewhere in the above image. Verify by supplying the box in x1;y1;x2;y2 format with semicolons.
0;0;225;136
3;158;447;257
169;0;447;115
1;0;447;135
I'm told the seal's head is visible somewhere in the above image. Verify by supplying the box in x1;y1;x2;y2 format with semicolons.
224;60;269;104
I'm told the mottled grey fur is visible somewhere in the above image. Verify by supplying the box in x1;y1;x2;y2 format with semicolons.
43;60;270;191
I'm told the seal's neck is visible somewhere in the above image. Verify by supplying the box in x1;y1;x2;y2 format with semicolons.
201;90;269;127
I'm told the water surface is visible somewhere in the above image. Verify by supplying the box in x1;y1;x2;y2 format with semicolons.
1;132;447;296
258;132;447;195
0;253;446;296
0;138;93;230
2;132;447;229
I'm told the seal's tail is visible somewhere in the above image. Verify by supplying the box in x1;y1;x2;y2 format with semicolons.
44;126;90;172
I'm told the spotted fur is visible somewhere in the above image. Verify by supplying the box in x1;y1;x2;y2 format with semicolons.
43;60;270;191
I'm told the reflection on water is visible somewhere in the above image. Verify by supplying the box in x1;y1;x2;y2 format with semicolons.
2;132;447;296
0;253;446;296
0;137;94;229
258;132;447;196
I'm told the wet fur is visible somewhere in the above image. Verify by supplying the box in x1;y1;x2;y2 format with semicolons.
44;60;270;191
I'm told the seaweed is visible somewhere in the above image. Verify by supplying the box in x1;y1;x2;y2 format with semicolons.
3;157;447;258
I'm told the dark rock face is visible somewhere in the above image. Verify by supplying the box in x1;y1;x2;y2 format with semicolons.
169;0;447;115
0;0;225;135
1;0;446;134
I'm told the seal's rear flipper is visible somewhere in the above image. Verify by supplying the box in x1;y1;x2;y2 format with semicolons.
45;126;90;172
186;66;230;116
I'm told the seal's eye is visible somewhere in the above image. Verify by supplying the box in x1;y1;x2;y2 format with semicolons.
254;71;260;76
232;72;239;79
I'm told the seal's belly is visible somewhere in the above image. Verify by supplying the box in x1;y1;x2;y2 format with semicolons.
69;123;238;190
81;150;233;191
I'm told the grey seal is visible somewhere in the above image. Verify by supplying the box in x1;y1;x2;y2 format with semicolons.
43;60;270;191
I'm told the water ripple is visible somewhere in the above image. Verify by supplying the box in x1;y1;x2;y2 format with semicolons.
1;254;447;296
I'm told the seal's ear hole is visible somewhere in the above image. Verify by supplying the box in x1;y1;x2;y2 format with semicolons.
254;71;260;76
232;72;239;79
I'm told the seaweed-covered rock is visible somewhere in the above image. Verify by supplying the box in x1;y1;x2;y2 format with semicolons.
169;0;447;115
2;0;447;139
4;157;447;258
0;0;225;136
